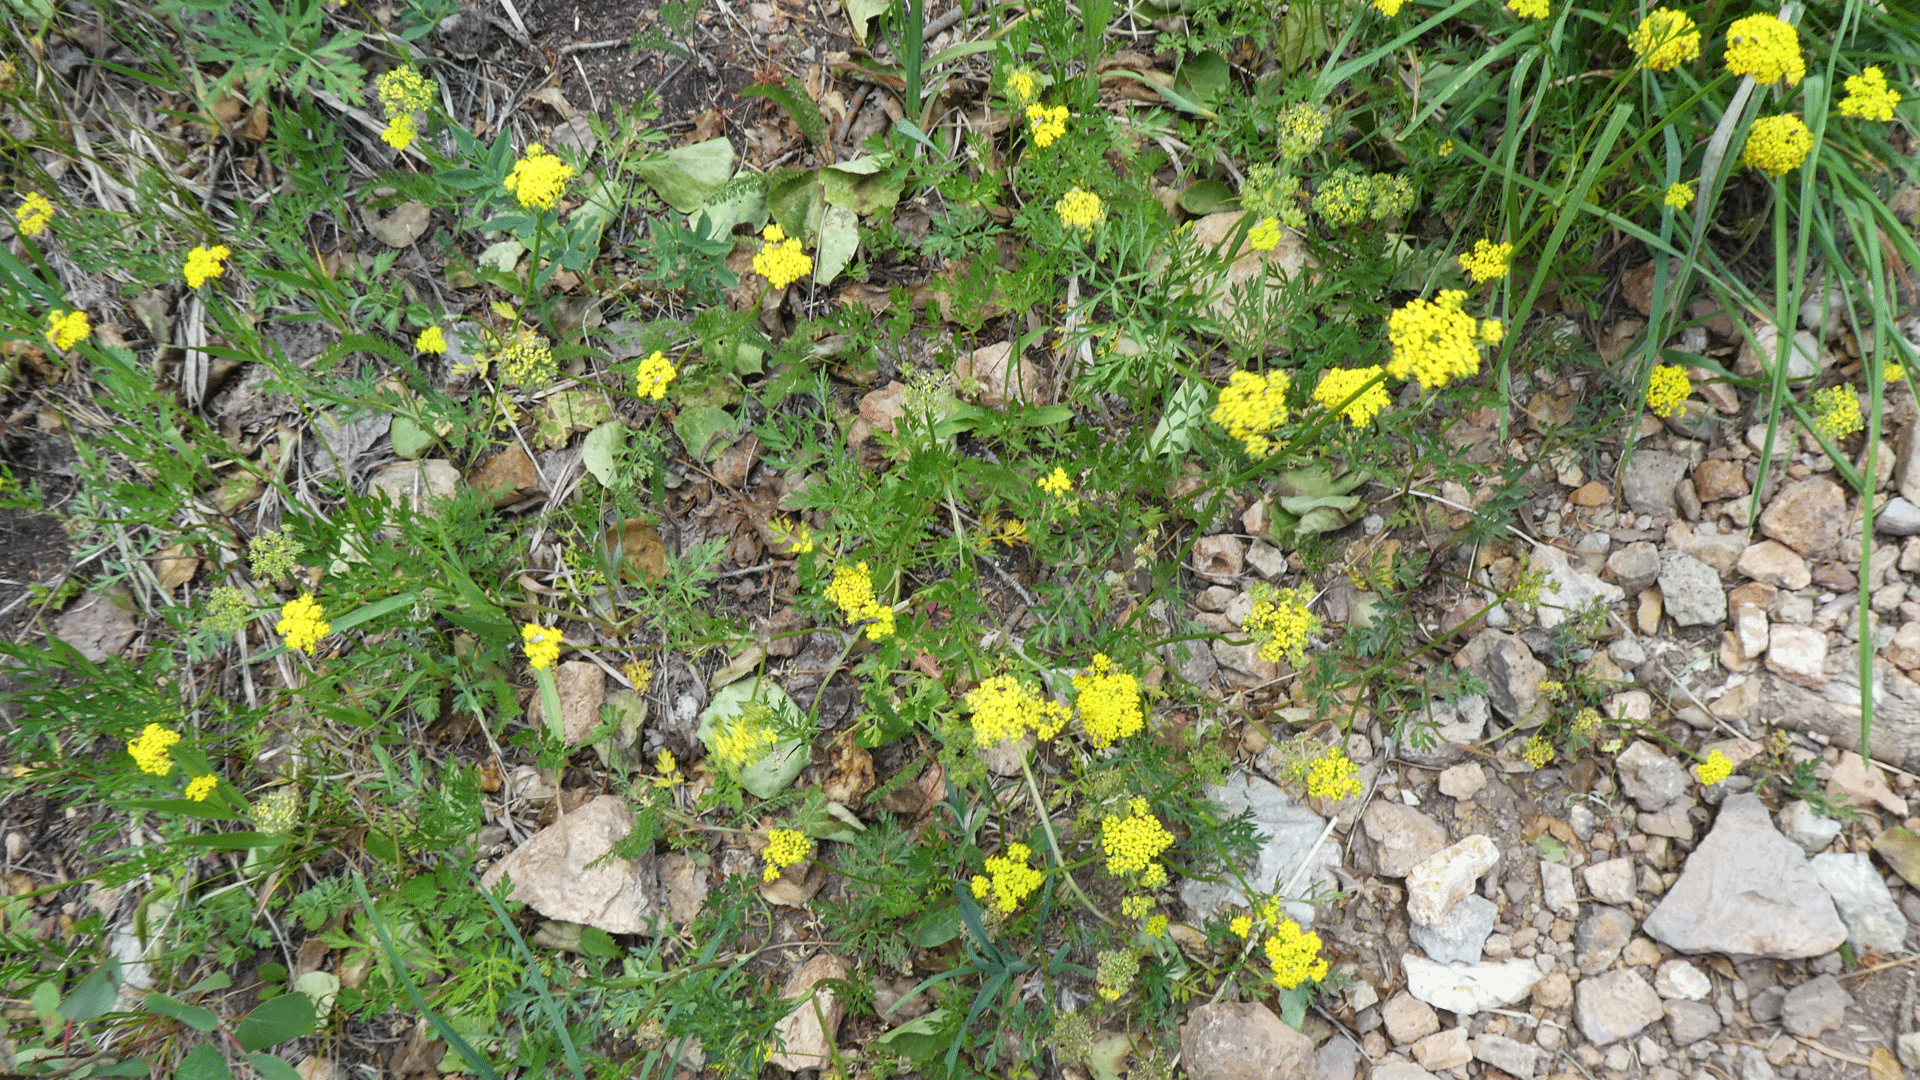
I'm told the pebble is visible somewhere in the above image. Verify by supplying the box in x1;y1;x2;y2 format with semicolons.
1412;1027;1471;1071
1758;477;1846;557
1653;959;1712;1001
1382;991;1440;1045
1360;803;1449;879
1737;540;1813;589
1574;905;1637;974
1616;741;1690;812
1808;851;1909;954
1584;857;1636;906
1779;974;1852;1038
1410;893;1499;965
1764;624;1829;688
1657;549;1727;627
1438;762;1487;801
1406;834;1500;926
1400;954;1545;1015
1575;968;1667;1045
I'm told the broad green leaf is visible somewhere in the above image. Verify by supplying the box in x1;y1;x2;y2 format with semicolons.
822;160;905;216
1177;179;1238;215
842;0;889;43
390;416;436;459
581;421;628;487
477;240;523;274
692;187;766;241
814;205;860;286
1174;51;1230;109
248;1053;305;1080
569;178;624;252
59;967;117;1022
234;992;316;1050
635;138;735;213
144;992;220;1032
671;405;742;463
1088;1033;1132;1080
293;971;340;1022
175;1044;235;1080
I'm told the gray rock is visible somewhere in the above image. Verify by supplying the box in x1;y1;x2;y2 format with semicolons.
1616;741;1690;812
1411;894;1499;965
1412;1027;1470;1071
1407;835;1499;926
1898;1031;1920;1071
1542;860;1577;917
1179;1000;1313;1080
1575;968;1666;1045
1779;974;1852;1037
1458;630;1548;725
1180;774;1338;926
1750;985;1786;1023
1645;793;1847;958
1359;803;1449;879
1740;1045;1777;1080
1311;1037;1360;1080
1658;549;1727;627
1370;1064;1438;1080
1876;496;1920;536
1533;545;1625;631
1382;991;1440;1045
1653;959;1711;1001
1399;696;1489;766
1809;852;1909;954
1624;450;1690;517
1576;905;1637;974
1470;1033;1541;1080
1606;542;1662;595
1400;954;1543;1015
1584;857;1636;906
1665;999;1722;1044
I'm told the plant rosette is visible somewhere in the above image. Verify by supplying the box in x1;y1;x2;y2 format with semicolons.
695;679;810;799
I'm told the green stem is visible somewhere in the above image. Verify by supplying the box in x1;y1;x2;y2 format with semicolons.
1019;753;1114;924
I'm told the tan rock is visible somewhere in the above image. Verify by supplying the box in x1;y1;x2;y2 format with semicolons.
478;796;662;934
1765;624;1829;688
1759;478;1848;557
1569;481;1612;507
1407;835;1500;926
1827;751;1909;816
1179;1000;1314;1080
768;953;851;1071
1738;541;1812;589
1692;458;1750;501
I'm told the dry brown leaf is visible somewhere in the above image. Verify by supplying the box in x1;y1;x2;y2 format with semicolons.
152;543;198;592
468;445;542;507
822;730;875;807
363;201;433;248
1868;1046;1901;1080
602;520;667;584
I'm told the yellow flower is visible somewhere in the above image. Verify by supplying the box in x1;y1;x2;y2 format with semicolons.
1145;914;1168;938
1073;654;1144;748
1838;66;1901;122
521;622;561;670
1263;919;1329;989
762;828;813;882
377;65;436;117
1521;735;1555;767
966;674;1069;744
1437;139;1454;157
1810;384;1862;440
252;788;301;834
772;519;815;555
1247;216;1282;252
1459;239;1513;284
975;842;1044;912
1663;181;1695;209
185;775;218;802
1371;0;1405;14
1886;364;1906;384
44;310;90;351
1037;466;1073;497
503;144;574;210
1056;188;1104;235
1301;746;1362;800
753;235;813;289
824;560;895;640
495;328;556;387
1276;103;1329;163
1386;290;1482;390
1742;114;1813;178
15;192;54;237
1479;319;1505;345
127;724;182;777
651;748;683;787
712;710;780;774
1724;14;1804;86
184;245;232;288
1005;67;1041;109
1696;749;1734;786
380;115;418;151
1645;364;1691;418
415;326;447;354
1506;0;1548;19
1243;584;1320;664
1627;8;1700;72
250;532;304;582
276;594;330;656
634;350;677;400
1211;368;1291;457
1096;949;1139;1001
1102;798;1174;878
1026;103;1068;148
1230;915;1253;938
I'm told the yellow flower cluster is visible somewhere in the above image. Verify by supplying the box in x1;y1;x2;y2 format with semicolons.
415;326;447;354
1810;384;1862;440
1371;0;1404;15
1742;114;1812;178
1645;364;1691;418
1037;466;1073;497
1096;949;1139;1001
1838;66;1901;122
503;144;574;210
762;828;813;881
1571;706;1602;740
824;560;895;640
1627;8;1699;71
202;586;251;633
184;244;231;289
1056;188;1104;235
277;594;330;656
1506;0;1548;19
634;350;677;400
966;674;1070;745
970;842;1044;912
1026;103;1068;147
1072;653;1144;748
1663;182;1695;209
753;224;814;289
1263;918;1330;989
1724;14;1804;86
250;531;303;581
252;788;301;834
1005;67;1040;108
127;723;181;776
1696;749;1734;785
1313;366;1389;427
1276;103;1329;164
773;519;815;555
496;329;556;387
1386;290;1489;390
1459;239;1513;284
1521;734;1555;767
1243;584;1319;665
1247;216;1282;252
1887;364;1907;384
44;310;90;351
1300;746;1362;800
650;747;683;788
185;775;218;802
15;191;54;237
1211;369;1291;457
1313;168;1414;226
712;706;781;773
376;65;435;151
521;622;561;670
1101;797;1174;879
